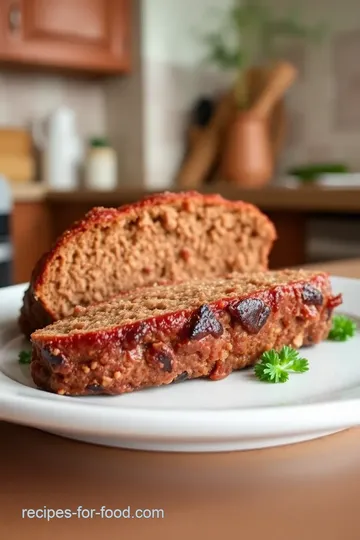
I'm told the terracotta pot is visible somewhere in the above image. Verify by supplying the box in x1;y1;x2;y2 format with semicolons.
221;61;297;187
221;112;273;188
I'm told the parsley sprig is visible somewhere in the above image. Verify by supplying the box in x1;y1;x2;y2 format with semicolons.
328;315;356;342
18;350;32;364
254;346;309;384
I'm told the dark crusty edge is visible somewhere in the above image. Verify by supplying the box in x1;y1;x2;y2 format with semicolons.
18;253;56;339
30;272;342;397
19;191;277;339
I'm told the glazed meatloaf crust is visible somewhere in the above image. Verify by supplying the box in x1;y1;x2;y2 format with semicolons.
19;191;276;338
30;269;342;396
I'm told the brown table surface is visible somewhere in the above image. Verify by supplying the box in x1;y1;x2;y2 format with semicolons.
2;258;360;540
46;184;360;213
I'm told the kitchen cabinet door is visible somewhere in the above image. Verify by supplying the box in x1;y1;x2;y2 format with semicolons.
0;0;131;74
11;201;52;284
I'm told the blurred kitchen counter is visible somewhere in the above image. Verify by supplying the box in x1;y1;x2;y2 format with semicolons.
9;183;360;211
45;184;360;212
10;183;360;284
10;182;48;202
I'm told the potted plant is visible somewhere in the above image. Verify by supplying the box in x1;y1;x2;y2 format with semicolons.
202;0;324;186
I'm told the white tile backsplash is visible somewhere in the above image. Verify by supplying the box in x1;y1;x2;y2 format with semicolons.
0;71;106;140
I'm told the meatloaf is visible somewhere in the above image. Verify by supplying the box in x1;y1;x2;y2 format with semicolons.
19;191;276;338
30;269;342;396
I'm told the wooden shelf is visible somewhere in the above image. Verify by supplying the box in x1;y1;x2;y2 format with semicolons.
44;184;360;213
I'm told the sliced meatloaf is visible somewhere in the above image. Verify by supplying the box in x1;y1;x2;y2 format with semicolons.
30;269;342;396
19;191;277;338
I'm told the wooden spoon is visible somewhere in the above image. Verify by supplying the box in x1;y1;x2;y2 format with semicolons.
249;61;297;120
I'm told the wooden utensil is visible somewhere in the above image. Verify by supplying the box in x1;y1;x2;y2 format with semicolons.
175;92;235;189
221;62;297;187
187;98;214;150
250;62;297;119
246;67;286;160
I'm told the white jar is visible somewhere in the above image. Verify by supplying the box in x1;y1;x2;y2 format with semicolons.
85;138;118;191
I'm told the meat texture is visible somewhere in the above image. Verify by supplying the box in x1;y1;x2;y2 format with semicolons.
30;269;342;396
19;191;277;337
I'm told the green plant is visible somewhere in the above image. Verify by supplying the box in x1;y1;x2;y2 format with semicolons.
18;350;31;364
254;346;309;384
202;0;325;108
89;137;110;148
328;315;357;342
288;163;349;182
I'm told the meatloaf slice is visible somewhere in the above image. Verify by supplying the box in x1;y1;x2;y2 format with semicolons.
30;269;342;396
19;191;276;338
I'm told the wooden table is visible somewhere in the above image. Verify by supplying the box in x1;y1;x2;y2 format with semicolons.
1;258;360;540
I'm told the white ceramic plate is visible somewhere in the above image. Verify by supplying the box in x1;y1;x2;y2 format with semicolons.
0;278;359;452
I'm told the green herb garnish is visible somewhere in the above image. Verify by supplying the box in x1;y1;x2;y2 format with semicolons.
328;315;356;341
18;350;31;364
254;346;309;383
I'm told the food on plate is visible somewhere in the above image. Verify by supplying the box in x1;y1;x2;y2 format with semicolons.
328;314;357;341
19;191;276;338
18;350;31;364
254;345;309;383
29;269;342;396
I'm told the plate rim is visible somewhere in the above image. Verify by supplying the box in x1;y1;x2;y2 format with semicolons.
0;275;359;443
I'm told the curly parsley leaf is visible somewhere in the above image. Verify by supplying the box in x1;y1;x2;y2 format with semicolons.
328;315;356;342
254;346;309;384
18;350;32;364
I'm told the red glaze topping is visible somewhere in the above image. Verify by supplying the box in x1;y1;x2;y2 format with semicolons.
189;304;224;341
228;297;271;334
33;274;332;354
122;322;149;349
146;343;174;373
327;293;343;309
209;360;233;381
302;284;323;305
300;304;319;320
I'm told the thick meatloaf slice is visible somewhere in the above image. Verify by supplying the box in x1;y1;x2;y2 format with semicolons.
30;269;342;396
19;191;276;338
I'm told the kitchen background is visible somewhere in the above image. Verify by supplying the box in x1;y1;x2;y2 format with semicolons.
1;0;360;286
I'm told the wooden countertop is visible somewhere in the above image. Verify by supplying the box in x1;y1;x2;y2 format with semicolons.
10;182;47;202
45;184;360;213
1;258;360;539
9;183;360;212
302;257;360;277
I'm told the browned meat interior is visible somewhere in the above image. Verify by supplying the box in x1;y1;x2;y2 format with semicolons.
39;201;275;320
34;270;320;337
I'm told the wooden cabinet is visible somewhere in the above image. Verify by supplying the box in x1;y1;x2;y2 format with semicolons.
11;201;52;284
0;0;131;74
